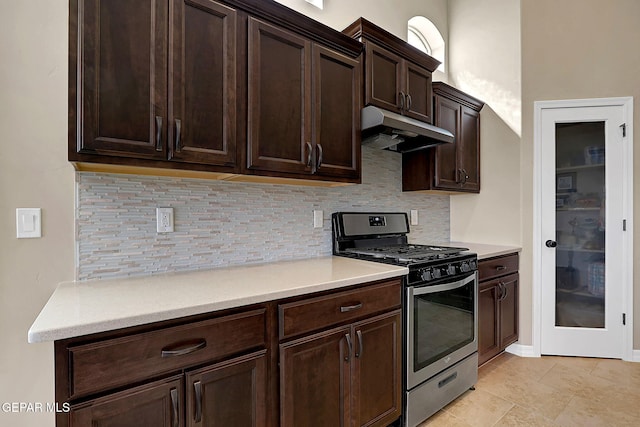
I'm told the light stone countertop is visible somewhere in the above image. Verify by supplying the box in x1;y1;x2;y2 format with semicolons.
28;256;407;344
451;242;522;260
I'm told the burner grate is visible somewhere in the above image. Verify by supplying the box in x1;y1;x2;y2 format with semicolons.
344;244;467;263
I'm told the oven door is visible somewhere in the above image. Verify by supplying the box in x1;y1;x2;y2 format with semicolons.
406;272;478;389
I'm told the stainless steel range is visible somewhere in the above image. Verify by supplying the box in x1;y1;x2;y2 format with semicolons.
332;212;478;427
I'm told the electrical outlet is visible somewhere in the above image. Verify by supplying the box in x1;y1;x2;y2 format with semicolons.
156;207;174;233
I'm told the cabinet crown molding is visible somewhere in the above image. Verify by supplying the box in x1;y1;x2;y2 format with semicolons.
343;17;441;72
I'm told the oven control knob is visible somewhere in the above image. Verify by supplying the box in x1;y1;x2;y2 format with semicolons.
460;262;470;272
446;264;456;275
432;268;442;279
420;268;433;281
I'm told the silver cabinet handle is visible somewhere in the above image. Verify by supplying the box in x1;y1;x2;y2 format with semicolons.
161;339;206;358
175;119;182;152
170;388;179;427
356;329;363;358
496;265;507;271
399;91;405;110
461;168;469;185
344;333;352;361
316;143;323;168
406;93;412;111
501;282;509;302
498;282;508;302
340;303;362;313
305;142;313;167
155;116;163;151
194;380;202;423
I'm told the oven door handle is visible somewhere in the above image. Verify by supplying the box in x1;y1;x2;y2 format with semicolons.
411;273;476;296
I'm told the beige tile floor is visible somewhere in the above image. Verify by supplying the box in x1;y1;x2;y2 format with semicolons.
419;352;640;426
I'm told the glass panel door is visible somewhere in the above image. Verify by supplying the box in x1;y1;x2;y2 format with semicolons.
555;122;605;328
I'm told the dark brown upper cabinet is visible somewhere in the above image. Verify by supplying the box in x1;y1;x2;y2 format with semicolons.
73;0;169;161
169;0;238;167
246;18;361;181
69;0;362;184
403;82;484;193
71;0;237;169
344;18;440;125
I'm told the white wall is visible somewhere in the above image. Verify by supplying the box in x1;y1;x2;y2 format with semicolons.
0;2;449;426
521;0;640;349
274;0;449;80
274;0;448;41
447;0;521;247
0;1;74;426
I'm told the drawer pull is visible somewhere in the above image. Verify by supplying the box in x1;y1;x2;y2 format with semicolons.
161;339;207;358
155;116;163;151
194;380;202;423
356;329;363;358
345;333;352;361
174;118;182;152
438;372;458;388
495;265;507;271
170;388;179;427
340;303;363;313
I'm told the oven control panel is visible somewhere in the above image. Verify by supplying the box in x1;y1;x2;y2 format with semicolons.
409;255;477;285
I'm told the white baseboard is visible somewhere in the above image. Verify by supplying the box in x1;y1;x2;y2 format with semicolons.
505;343;537;358
505;344;640;362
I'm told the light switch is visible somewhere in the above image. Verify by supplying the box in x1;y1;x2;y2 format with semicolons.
16;208;42;238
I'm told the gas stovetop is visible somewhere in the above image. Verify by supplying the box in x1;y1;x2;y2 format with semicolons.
332;212;478;284
344;244;469;265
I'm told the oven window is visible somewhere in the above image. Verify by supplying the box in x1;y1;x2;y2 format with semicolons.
413;280;475;371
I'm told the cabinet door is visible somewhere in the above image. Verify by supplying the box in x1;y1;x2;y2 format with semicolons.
78;0;168;159
499;273;519;349
185;351;267;427
247;18;312;174
169;0;237;167
313;45;361;180
459;105;481;192
352;311;402;427
364;42;403;113
69;376;183;427
280;327;351;427
433;95;461;190
478;280;500;366
404;62;432;123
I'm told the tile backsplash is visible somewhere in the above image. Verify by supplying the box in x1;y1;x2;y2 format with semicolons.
76;147;449;280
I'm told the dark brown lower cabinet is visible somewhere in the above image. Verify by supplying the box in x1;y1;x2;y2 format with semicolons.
70;375;184;427
56;307;268;427
478;255;519;366
280;310;402;427
185;351;267;426
55;279;403;427
68;351;266;427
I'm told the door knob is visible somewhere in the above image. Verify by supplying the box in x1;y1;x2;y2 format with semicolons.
545;240;557;248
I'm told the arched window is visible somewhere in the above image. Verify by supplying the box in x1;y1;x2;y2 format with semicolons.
408;26;431;55
407;16;445;72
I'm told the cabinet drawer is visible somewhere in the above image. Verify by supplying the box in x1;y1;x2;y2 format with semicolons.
68;308;266;399
278;279;401;340
478;253;519;282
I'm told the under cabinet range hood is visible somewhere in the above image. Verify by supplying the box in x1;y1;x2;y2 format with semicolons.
361;106;454;153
